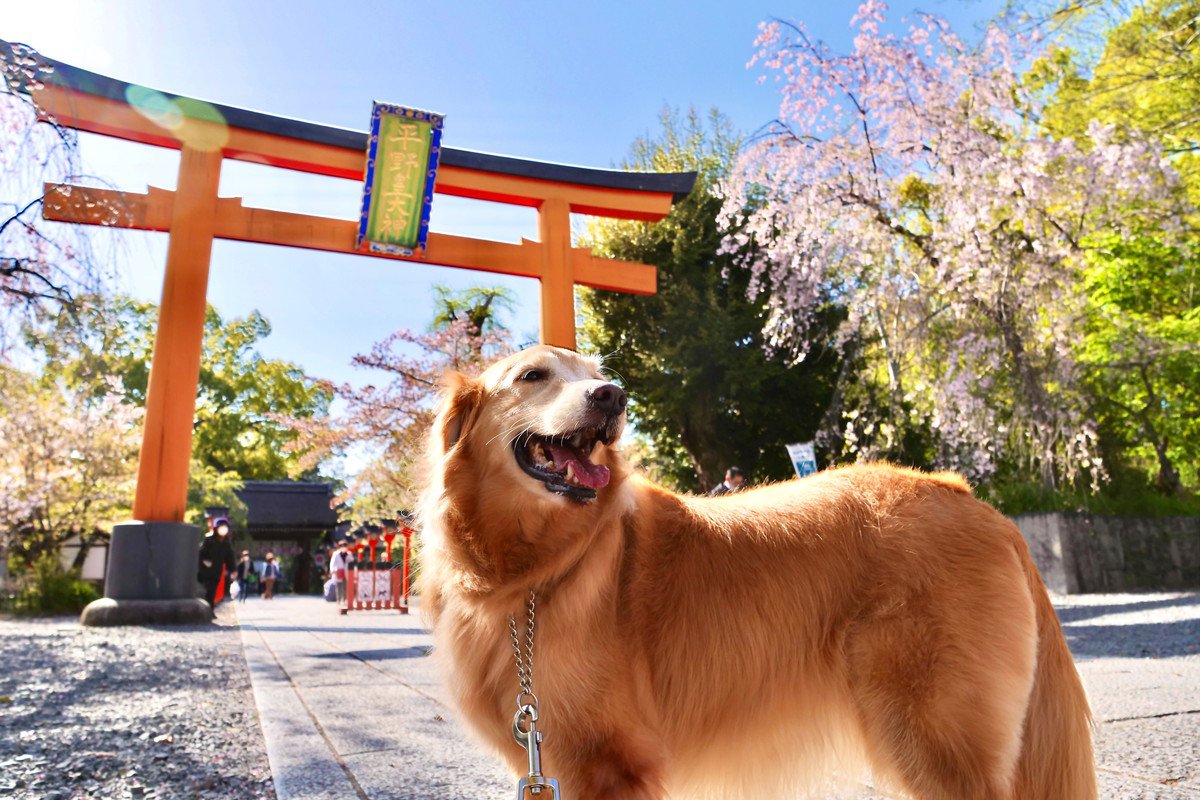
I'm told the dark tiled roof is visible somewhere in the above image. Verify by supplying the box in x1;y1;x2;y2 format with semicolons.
237;481;338;530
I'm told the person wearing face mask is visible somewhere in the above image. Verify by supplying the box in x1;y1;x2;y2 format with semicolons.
708;466;746;496
198;518;236;615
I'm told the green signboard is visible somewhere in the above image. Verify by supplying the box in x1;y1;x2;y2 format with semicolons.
356;102;444;256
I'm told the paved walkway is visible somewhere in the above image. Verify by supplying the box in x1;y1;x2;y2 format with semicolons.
235;592;1200;799
1057;592;1200;799
235;596;507;800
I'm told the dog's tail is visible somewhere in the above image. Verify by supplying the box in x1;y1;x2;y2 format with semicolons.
1011;544;1097;800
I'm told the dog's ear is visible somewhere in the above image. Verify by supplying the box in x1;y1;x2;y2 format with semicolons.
437;371;484;453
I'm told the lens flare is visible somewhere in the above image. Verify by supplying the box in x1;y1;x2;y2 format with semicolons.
125;84;181;128
124;85;229;152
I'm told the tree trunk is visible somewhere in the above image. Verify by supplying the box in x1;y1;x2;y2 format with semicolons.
992;300;1058;490
70;528;101;571
1138;365;1184;497
679;398;735;492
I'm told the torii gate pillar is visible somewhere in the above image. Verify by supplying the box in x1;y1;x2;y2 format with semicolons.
538;197;575;349
136;146;222;522
84;146;225;625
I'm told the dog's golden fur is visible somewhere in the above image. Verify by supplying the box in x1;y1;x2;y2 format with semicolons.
417;345;1096;799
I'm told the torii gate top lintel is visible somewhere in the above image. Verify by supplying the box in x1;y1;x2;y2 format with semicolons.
4;41;696;524
13;46;696;216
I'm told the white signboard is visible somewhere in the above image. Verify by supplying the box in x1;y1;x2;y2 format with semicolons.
785;442;818;479
355;572;392;603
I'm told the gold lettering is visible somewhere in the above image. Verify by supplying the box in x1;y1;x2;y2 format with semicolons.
371;119;430;241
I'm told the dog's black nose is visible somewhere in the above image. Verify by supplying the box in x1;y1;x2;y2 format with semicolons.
589;383;627;415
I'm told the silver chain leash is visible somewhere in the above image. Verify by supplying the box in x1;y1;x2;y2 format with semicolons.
508;589;562;798
508;588;538;708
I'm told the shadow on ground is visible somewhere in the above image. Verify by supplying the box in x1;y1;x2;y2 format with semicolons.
1055;594;1200;624
308;646;431;661
1056;594;1200;659
243;625;425;636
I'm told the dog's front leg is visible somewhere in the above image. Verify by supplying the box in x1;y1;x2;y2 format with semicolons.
550;734;667;800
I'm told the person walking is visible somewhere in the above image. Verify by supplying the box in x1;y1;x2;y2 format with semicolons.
708;466;746;497
261;552;282;599
329;541;352;612
235;550;254;604
198;518;236;614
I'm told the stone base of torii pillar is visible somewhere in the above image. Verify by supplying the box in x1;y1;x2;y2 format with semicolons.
80;522;212;626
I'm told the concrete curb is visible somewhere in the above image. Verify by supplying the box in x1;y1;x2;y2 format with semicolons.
236;612;366;800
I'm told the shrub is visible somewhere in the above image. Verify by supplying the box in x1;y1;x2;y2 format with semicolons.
983;480;1200;517
5;554;100;615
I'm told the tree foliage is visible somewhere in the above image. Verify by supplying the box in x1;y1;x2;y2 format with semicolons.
580;108;843;491
1;42;117;349
0;365;141;564
719;1;1186;493
430;284;514;338
1022;0;1200;497
30;295;332;482
1077;233;1200;494
1033;1;1199;176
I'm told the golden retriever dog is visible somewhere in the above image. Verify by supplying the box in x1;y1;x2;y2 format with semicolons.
417;345;1095;799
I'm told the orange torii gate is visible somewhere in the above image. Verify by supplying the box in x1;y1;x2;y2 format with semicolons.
5;45;694;624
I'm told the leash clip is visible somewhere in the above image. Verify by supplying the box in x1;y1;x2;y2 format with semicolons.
513;703;562;798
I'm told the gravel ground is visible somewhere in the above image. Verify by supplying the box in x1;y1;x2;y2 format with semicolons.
0;602;275;800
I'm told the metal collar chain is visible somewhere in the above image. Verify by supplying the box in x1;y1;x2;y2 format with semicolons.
508;589;562;798
508;588;538;709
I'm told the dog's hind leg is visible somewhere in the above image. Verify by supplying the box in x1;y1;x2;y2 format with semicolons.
843;595;1037;800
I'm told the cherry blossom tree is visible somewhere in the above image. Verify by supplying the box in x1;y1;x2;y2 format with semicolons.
0;366;141;565
1;42;118;349
284;302;512;520
719;1;1185;489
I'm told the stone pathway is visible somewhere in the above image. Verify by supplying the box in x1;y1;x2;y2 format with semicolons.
1059;592;1200;799
234;595;508;800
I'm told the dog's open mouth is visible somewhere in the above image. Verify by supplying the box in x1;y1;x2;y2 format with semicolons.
513;429;612;502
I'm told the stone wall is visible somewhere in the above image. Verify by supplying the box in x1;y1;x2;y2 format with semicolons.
1013;513;1200;594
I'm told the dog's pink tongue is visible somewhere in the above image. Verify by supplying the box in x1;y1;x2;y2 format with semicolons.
545;443;610;489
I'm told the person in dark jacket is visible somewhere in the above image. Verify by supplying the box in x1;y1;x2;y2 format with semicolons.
235;550;255;603
198;518;236;613
708;466;746;497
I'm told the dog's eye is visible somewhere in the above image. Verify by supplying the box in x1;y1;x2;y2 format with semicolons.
519;369;547;382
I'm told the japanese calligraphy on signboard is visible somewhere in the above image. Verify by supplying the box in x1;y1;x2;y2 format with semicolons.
356;102;444;256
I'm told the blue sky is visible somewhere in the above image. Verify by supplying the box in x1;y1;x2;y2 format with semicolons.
5;0;1003;387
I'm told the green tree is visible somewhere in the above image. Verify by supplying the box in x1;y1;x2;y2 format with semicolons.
1033;0;1199;201
192;306;331;479
579;109;843;492
1027;1;1200;498
30;294;333;482
1078;233;1200;496
430;284;514;340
